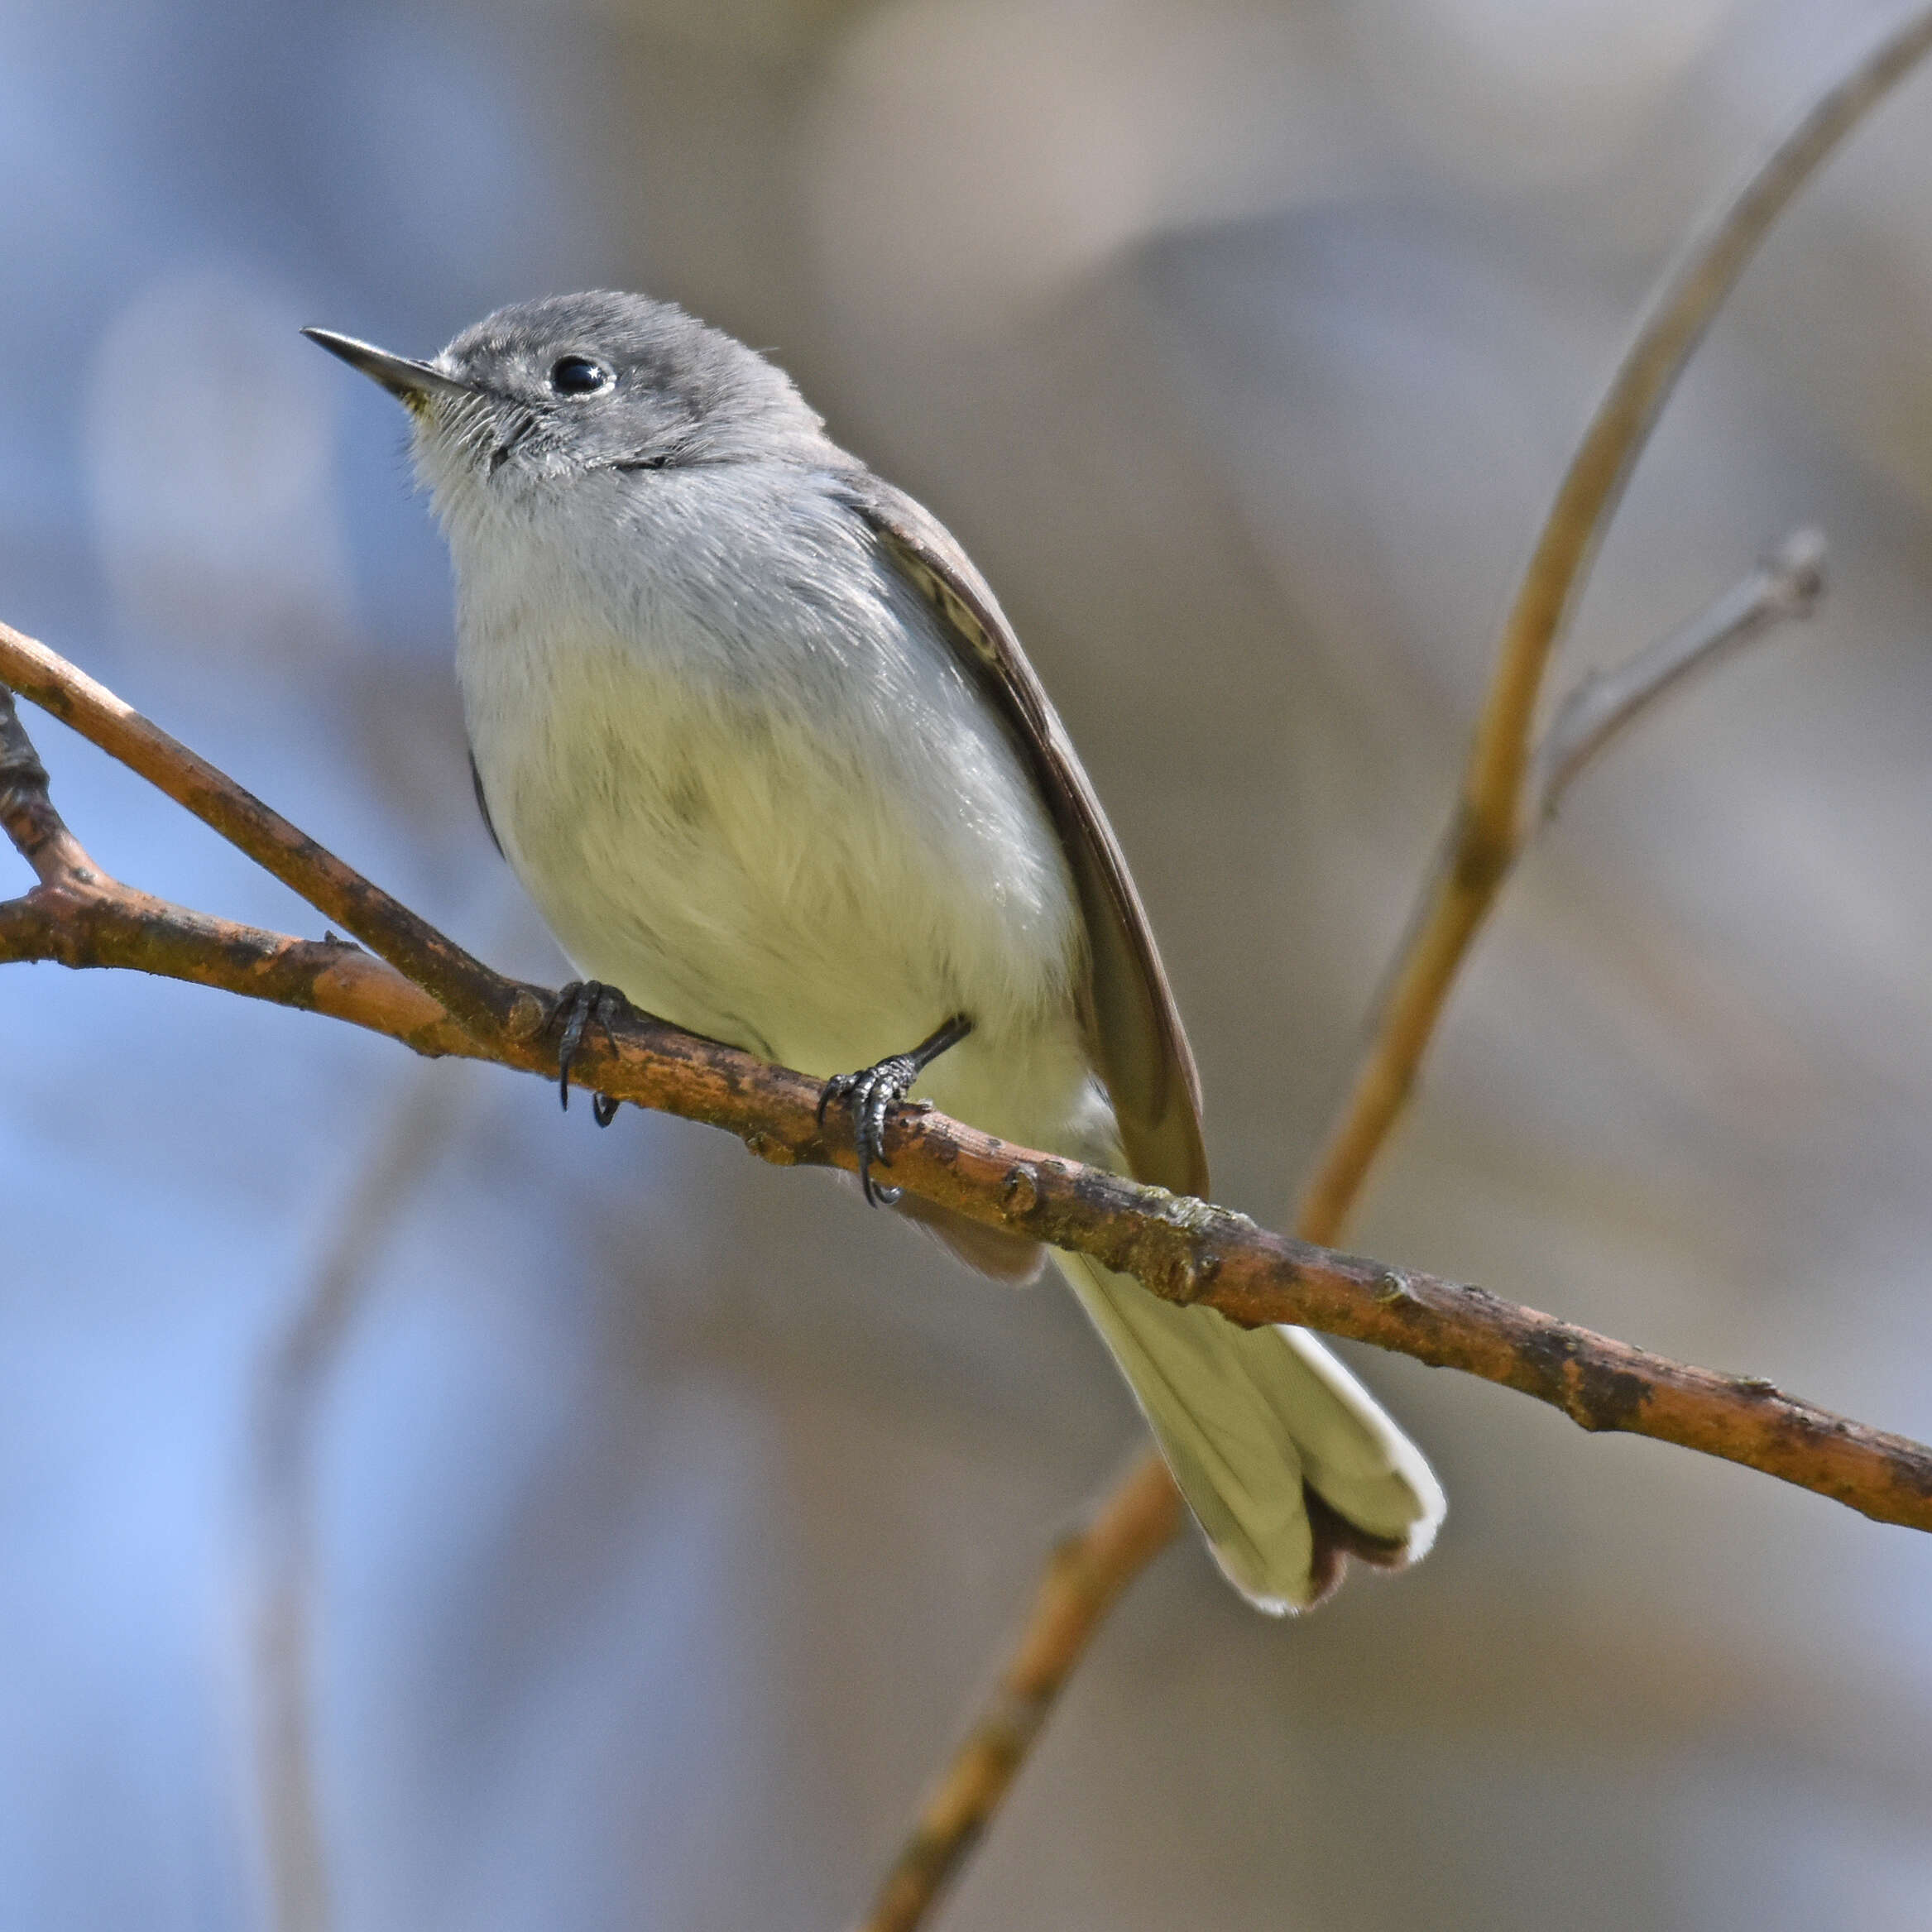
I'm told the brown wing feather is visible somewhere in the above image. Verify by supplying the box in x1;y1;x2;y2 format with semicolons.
844;477;1210;1199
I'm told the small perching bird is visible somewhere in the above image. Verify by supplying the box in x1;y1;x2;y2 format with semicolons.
306;293;1444;1610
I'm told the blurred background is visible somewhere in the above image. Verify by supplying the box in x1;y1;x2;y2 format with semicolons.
4;1;1932;1926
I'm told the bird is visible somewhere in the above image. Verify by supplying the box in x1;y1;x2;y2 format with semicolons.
304;292;1443;1611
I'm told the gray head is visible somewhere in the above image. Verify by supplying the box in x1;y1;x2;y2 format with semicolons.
304;291;838;514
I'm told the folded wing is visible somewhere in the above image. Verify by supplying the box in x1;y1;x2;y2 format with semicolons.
848;474;1445;1608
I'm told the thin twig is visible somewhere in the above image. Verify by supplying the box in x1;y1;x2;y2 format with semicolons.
1532;530;1826;822
1298;9;1932;1243
0;622;514;1043
856;8;1932;1923
0;879;473;1052
850;536;1834;1932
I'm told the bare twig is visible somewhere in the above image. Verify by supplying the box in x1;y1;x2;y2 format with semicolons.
0;621;515;1043
3;838;1927;1522
2;639;1929;1525
859;1456;1183;1932
0;880;472;1052
1532;530;1826;822
1297;8;1932;1244
858;8;1932;1924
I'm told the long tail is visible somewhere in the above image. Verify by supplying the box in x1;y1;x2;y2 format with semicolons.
1055;1251;1445;1613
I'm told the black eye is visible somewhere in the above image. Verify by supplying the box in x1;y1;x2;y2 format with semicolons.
549;354;613;397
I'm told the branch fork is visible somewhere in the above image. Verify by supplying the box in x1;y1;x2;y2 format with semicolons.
4;628;1922;1532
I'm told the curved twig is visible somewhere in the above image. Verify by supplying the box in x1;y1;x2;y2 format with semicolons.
848;528;1835;1932
861;9;1932;1925
1297;12;1932;1240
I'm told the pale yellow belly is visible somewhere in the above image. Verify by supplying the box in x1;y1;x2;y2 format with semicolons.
469;636;1108;1158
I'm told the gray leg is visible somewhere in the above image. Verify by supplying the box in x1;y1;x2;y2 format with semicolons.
818;1014;973;1206
553;980;628;1127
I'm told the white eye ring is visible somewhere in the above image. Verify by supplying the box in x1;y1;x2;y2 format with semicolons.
549;354;614;397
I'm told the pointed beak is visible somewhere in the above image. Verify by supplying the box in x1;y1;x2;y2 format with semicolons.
301;327;474;407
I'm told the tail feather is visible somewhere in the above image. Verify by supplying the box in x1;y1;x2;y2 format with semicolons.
1055;1250;1445;1613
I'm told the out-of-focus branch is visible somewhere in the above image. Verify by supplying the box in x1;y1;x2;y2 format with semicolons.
1298;8;1932;1242
848;538;1832;1932
250;1062;469;1932
858;1455;1184;1932
1532;530;1826;822
858;5;1932;1921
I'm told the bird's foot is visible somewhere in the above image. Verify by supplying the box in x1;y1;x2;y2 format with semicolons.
817;1014;973;1206
552;980;627;1126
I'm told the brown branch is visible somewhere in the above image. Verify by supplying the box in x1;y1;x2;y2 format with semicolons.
0;881;473;1052
4;790;1929;1527
2;635;1928;1517
4;613;1932;1920
0;621;516;1043
857;8;1932;1924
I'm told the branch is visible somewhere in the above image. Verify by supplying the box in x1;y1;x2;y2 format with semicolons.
0;621;515;1043
851;547;1832;1932
2;635;1928;1511
858;6;1932;1921
1532;530;1826;822
3;822;1927;1527
2;606;1930;1915
3;634;1930;1512
249;1062;468;1932
1297;12;1932;1244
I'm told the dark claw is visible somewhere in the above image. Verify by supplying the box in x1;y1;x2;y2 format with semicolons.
854;1054;918;1206
554;980;626;1115
819;1014;973;1207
